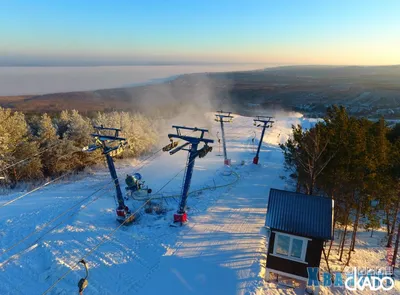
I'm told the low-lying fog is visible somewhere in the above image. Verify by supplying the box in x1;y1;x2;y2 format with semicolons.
0;64;270;96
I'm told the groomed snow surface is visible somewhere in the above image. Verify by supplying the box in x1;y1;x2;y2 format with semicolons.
0;113;398;294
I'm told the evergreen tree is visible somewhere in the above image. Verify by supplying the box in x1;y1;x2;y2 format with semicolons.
37;113;76;176
281;105;400;264
37;113;60;176
11;141;43;182
94;111;158;158
364;210;381;237
57;110;99;169
0;108;43;185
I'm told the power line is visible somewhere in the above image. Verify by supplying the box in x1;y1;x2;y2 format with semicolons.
131;147;164;172
0;143;164;209
1;149;182;274
0;140;177;285
0;179;115;258
41;158;195;295
0;144;164;241
11;149;208;266
131;166;240;201
0;171;73;208
0;185;115;269
0;142;61;174
40;127;239;292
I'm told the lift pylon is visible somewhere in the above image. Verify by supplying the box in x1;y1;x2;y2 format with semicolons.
163;126;214;224
216;132;221;155
215;111;233;166
253;116;274;165
84;125;134;224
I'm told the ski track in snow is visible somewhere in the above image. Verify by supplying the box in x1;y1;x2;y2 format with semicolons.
0;113;345;295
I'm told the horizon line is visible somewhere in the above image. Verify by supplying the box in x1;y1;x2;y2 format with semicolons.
1;62;399;68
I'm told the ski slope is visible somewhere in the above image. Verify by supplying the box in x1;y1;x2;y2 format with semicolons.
0;112;315;295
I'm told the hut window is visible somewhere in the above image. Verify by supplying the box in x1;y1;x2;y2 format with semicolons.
291;238;303;259
273;232;309;262
276;234;290;256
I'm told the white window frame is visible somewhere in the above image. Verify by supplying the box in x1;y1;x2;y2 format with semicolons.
271;231;310;264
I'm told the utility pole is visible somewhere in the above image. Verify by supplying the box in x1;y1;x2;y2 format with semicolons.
253;116;274;164
84;125;134;224
215;111;233;166
216;132;221;155
163;126;213;224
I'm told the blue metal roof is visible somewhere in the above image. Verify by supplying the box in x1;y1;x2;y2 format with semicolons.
265;188;333;240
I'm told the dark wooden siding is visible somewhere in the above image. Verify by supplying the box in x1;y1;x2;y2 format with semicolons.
266;230;324;278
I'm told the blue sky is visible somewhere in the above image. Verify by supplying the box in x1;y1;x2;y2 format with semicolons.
1;0;399;65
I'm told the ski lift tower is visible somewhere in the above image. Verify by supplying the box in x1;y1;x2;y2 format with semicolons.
253;116;274;164
84;125;134;224
163;126;213;224
215;111;233;166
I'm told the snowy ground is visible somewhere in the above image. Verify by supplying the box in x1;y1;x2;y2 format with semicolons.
0;112;398;294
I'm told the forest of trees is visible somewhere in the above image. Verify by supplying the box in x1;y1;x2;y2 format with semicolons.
280;105;400;267
0;107;158;187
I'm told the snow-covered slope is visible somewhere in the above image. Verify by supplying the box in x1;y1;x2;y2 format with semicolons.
3;112;394;295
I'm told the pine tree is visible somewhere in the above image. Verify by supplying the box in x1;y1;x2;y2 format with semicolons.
57;110;99;169
37;113;60;176
0;108;43;185
93;111;158;158
36;113;76;176
364;210;381;237
11;141;43;182
281;105;400;265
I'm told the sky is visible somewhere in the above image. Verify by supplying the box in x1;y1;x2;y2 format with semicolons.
1;0;400;66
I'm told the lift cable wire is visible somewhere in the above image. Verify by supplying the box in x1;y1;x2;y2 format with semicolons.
0;171;74;208
131;166;240;201
0;144;165;209
0;185;115;269
0;145;168;267
0;179;116;258
41;158;196;295
1;150;189;267
0;142;61;174
131;146;164;172
32;186;113;246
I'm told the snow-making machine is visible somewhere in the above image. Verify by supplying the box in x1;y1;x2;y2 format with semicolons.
124;172;152;199
83;125;135;224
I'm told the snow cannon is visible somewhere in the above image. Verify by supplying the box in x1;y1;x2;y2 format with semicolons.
133;173;142;181
125;173;153;199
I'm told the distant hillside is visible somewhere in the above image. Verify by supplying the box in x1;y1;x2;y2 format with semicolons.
1;65;400;118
